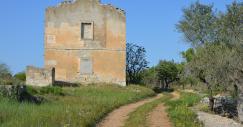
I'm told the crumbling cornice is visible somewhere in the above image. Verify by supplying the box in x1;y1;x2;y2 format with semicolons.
46;0;126;16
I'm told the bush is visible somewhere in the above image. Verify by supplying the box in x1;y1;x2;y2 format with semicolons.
14;72;26;81
0;63;12;85
0;79;13;85
26;86;39;95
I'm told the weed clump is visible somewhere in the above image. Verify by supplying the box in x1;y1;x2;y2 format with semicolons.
165;92;202;127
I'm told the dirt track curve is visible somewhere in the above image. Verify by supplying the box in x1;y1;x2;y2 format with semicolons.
97;91;179;127
97;94;163;127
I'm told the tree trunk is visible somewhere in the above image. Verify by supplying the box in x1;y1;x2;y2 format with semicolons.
238;93;243;122
165;82;169;90
209;95;214;111
163;80;166;89
201;78;214;112
164;79;170;90
237;83;243;122
159;80;162;88
207;84;214;111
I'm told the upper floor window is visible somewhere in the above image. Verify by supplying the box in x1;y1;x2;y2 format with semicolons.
81;22;93;40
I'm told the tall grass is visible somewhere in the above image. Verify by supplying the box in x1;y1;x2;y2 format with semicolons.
0;85;155;127
165;92;202;127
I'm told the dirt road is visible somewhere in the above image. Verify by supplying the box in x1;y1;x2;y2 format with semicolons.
97;91;181;127
97;94;163;127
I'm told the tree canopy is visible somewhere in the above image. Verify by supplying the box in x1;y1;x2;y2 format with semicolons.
176;1;217;47
156;60;179;89
126;43;148;84
177;1;243;112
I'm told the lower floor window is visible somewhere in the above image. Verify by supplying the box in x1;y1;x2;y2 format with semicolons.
80;58;93;75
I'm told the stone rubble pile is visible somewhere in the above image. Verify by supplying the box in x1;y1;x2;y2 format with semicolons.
0;85;43;104
201;95;238;118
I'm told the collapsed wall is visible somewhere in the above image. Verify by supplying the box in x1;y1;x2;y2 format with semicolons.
26;66;55;87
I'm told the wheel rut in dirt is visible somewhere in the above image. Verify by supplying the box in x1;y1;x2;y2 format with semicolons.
97;94;163;127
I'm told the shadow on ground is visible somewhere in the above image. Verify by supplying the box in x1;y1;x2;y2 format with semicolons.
54;81;80;87
153;87;174;93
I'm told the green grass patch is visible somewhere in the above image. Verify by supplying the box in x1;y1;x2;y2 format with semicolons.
39;86;63;95
165;92;202;127
124;93;172;127
197;103;211;112
26;86;64;96
0;85;155;127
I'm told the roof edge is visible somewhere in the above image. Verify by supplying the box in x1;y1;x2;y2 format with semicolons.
47;0;126;16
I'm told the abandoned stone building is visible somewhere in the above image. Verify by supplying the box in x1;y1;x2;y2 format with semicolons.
26;0;126;86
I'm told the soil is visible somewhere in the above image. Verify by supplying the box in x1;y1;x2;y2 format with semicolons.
171;91;180;100
147;103;172;127
146;91;179;127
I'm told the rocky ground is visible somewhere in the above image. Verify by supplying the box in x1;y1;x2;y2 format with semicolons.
197;111;243;127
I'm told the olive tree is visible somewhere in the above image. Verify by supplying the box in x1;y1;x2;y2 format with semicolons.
177;1;243;113
156;60;179;89
216;1;243;44
186;44;236;110
141;67;158;87
176;1;217;47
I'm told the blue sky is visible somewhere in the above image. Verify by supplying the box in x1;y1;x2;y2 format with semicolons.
0;0;238;74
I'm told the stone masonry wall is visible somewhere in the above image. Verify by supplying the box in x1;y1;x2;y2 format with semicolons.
26;66;55;87
44;0;126;86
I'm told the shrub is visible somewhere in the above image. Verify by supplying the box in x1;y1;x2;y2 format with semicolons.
14;72;26;81
26;86;39;95
0;63;12;85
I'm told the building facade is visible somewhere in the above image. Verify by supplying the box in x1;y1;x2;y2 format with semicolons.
44;0;126;86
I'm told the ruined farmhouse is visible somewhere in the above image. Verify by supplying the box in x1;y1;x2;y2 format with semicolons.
26;0;126;86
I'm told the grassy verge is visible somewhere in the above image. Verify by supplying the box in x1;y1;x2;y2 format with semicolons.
124;93;172;127
0;85;155;127
165;92;202;127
